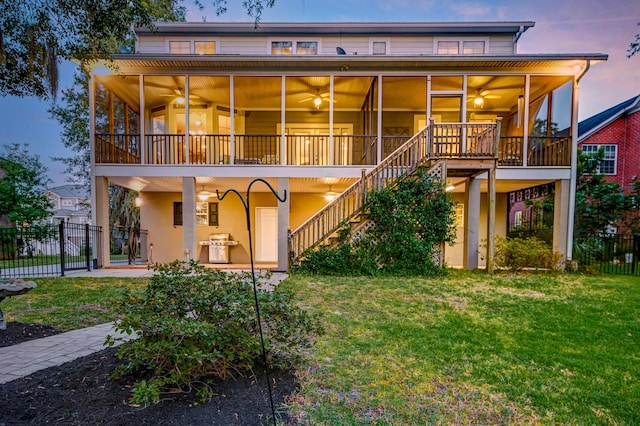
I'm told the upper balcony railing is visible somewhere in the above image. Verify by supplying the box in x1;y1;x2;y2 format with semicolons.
95;125;571;168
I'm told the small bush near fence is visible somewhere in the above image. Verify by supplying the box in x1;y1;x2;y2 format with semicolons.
493;236;562;272
107;260;322;404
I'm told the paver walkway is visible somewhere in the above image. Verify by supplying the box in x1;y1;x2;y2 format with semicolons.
0;268;287;384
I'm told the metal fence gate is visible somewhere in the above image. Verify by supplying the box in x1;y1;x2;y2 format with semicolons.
0;223;103;278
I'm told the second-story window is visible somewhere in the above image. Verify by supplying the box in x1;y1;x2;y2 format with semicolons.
372;41;387;55
296;41;318;55
463;41;485;54
169;41;216;54
271;40;318;55
437;41;459;54
272;41;293;54
581;144;617;175
169;41;191;54
194;41;216;55
437;40;486;55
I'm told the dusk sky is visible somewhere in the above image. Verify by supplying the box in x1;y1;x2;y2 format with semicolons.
0;0;638;185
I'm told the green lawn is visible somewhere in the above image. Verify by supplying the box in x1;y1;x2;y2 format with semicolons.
2;271;638;424
2;277;147;330
281;271;640;425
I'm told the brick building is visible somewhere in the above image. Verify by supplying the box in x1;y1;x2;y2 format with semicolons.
578;94;640;189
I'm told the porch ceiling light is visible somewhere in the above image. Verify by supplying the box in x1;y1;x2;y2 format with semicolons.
313;94;322;108
198;185;213;201
324;185;338;201
445;183;456;192
473;94;484;107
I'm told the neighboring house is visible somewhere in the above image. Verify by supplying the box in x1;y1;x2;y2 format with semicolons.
577;94;640;190
46;185;91;225
88;21;605;270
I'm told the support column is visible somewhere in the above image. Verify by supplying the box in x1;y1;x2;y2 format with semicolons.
277;177;290;271
486;166;497;274
464;177;481;269
94;176;110;267
182;177;197;262
553;179;571;264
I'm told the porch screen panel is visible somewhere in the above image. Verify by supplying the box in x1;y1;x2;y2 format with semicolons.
528;76;573;166
285;76;330;165
188;76;230;164
235;76;281;164
334;76;375;165
143;75;186;165
94;75;141;164
382;76;426;160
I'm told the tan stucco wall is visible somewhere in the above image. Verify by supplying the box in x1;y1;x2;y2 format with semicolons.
445;192;508;268
141;190;287;265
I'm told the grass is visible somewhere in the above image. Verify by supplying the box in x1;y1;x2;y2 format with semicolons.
2;271;638;424
2;277;147;330
281;271;640;425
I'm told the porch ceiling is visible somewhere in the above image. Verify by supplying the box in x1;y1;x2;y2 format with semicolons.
107;176;357;194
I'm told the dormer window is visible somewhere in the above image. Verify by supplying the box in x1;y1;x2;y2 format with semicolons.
271;40;318;55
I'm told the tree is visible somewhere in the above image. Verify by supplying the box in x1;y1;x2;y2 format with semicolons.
629;22;639;57
574;148;635;235
0;0;276;99
0;143;53;226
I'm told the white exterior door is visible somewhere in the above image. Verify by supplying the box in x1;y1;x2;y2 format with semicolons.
255;207;278;262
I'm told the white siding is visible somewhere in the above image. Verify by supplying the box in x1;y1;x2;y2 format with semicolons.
218;37;268;54
137;36;166;54
488;36;514;54
390;36;434;55
321;37;370;55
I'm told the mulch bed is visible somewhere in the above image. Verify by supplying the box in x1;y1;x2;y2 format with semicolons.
0;322;298;425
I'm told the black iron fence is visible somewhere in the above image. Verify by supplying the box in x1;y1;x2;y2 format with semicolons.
0;223;103;278
573;233;640;275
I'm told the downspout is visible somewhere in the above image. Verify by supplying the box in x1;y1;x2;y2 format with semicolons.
567;60;591;266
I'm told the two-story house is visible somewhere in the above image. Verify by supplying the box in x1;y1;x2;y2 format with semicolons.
578;94;640;190
89;21;605;270
46;185;91;225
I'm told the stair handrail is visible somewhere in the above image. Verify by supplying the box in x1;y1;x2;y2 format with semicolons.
289;127;430;261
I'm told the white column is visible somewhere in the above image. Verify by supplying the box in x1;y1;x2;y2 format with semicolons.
464;177;481;269
554;179;571;264
182;177;197;262
94;176;110;267
277;177;290;271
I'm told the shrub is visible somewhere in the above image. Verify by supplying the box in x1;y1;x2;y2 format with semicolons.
297;168;456;276
107;260;322;403
493;236;562;271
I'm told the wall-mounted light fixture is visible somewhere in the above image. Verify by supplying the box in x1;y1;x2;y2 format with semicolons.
135;195;142;207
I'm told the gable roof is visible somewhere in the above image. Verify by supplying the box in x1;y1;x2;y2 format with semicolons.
578;94;640;141
46;184;88;199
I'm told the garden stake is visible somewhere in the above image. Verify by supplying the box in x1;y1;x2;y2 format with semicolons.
217;178;286;426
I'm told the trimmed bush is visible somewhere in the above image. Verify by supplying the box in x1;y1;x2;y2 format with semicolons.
107;260;322;403
493;236;562;271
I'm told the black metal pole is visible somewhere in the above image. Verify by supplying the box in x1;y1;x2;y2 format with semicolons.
217;178;286;426
59;221;65;277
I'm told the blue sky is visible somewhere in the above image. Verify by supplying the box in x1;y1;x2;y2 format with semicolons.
0;0;638;185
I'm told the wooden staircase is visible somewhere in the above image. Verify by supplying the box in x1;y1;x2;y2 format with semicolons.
288;120;500;265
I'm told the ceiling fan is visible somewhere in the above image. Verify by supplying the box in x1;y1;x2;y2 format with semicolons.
467;88;501;108
297;88;336;109
160;89;201;104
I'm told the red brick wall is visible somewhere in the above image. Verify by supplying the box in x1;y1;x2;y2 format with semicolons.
578;109;640;190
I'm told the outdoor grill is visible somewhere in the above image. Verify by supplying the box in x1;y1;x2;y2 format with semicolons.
199;233;239;263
